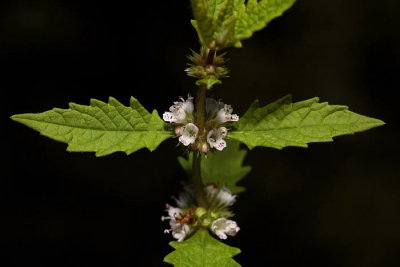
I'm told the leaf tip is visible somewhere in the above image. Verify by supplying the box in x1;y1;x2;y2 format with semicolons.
251;99;261;108
376;119;386;127
10;114;20;121
10;114;29;125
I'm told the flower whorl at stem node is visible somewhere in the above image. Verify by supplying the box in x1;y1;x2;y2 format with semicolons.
185;47;229;89
162;185;240;242
163;96;239;151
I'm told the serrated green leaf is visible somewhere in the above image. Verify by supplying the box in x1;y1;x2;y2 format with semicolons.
178;140;251;194
190;0;296;48
229;95;385;149
164;229;241;267
11;97;173;156
234;0;297;42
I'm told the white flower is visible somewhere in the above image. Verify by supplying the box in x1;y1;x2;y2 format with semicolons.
204;98;239;151
211;218;240;239
179;123;199;146
171;224;191;242
205;98;223;116
207;127;227;151
162;204;181;227
162;204;192;242
163;204;181;220
163;218;191;242
205;98;239;123
205;186;237;208
163;96;194;124
205;183;219;198
216;187;236;207
216;104;239;123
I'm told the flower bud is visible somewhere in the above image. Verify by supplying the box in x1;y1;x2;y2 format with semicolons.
201;218;212;227
195;207;207;218
205;65;216;74
174;126;183;136
200;142;210;153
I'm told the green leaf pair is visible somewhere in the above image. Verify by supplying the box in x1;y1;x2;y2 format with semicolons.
11;96;384;156
191;0;297;49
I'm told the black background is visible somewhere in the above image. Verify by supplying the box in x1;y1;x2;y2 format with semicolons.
2;0;400;266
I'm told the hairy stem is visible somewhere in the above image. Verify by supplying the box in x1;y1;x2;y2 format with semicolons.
192;48;216;207
193;84;207;207
192;151;206;207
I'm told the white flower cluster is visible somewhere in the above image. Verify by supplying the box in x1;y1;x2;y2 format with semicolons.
163;96;198;147
163;96;239;151
205;99;239;151
162;185;240;242
205;185;240;239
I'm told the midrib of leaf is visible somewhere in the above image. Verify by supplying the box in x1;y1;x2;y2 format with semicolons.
15;118;169;133
232;121;380;133
15;106;170;133
200;230;205;266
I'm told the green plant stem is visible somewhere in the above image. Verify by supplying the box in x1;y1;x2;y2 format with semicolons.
192;151;206;207
193;85;207;207
192;48;216;207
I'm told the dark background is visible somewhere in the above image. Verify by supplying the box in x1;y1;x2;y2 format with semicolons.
1;0;399;266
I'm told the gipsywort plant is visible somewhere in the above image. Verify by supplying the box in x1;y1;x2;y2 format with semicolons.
11;0;384;266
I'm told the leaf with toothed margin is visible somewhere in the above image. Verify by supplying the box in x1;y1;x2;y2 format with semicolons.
229;95;385;149
11;97;173;156
164;229;241;267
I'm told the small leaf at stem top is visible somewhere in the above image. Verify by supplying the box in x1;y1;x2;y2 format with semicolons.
190;0;297;49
